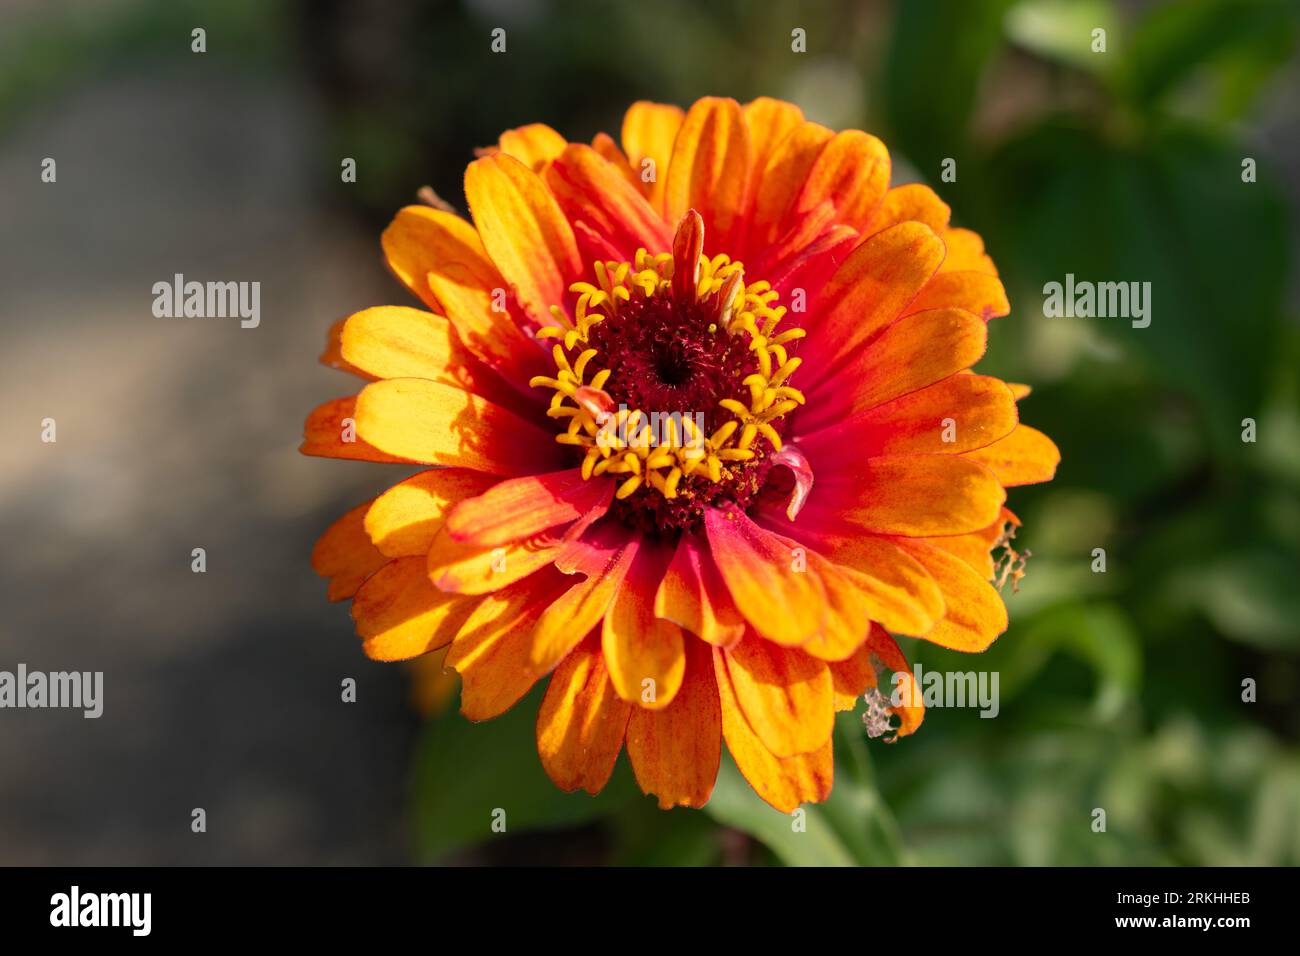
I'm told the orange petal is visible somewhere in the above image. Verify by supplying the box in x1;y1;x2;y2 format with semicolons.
963;424;1060;487
353;378;562;475
803;533;946;641
319;317;373;379
546;144;671;260
446;469;614;547
351;556;479;661
664;96;750;253
626;638;721;808
311;500;386;601
445;572;568;720
530;523;638;673
813;454;1006;538
382;206;547;387
536;633;632;795
602;541;686;710
427;525;565;595
742;97;804;155
300;395;414;463
496;123;567;173
338;305;527;413
939;227;997;275
704;506;825;646
786;129;890;236
803;222;945;373
807;373;1016;457
892;540;1008;652
864;182;951;237
654;532;746;647
905;270;1010;321
464;153;582;326
620;100;684;212
724;633;833;758
828;640;875;711
364;468;496;558
748;120;834;252
714;647;833;812
920;506;1015;580
864;624;925;738
800;307;988;431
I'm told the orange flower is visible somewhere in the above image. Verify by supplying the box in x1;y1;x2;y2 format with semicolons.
303;97;1059;812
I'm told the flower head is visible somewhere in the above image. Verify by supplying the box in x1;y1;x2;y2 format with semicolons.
303;97;1059;811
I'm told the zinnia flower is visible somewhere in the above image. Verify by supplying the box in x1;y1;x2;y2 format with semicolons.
303;96;1059;812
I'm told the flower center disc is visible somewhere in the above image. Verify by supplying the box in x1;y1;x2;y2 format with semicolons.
529;211;807;534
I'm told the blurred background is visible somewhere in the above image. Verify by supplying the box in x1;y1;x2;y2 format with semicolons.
0;0;1297;865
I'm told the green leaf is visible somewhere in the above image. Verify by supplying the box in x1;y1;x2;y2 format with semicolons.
1119;0;1299;111
1004;0;1119;73
410;686;635;862
704;712;905;866
881;0;1014;177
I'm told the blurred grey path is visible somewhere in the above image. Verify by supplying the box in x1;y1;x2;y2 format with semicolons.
0;65;423;864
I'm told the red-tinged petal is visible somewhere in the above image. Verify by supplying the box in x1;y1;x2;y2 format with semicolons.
800;374;1017;457
626;638;722;809
354;378;563;475
893;539;1009;652
352;556;479;661
496;123;568;173
530;523;638;673
704;506;825;646
602;539;686;710
464;153;583;326
801;222;945;373
714;647;833;813
963;425;1061;487
768;444;815;520
747;120;834;255
590;131;635;182
803;454;1006;537
725;633;834;758
905;270;1010;321
863;182;952;238
445;469;614;547
311;500;386;601
620;101;684;212
654;532;746;647
784;129;890;237
446;571;570;720
536;633;632;795
546;144;671;261
664;97;750;254
364;469;497;558
802;308;987;430
300;395;415;464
